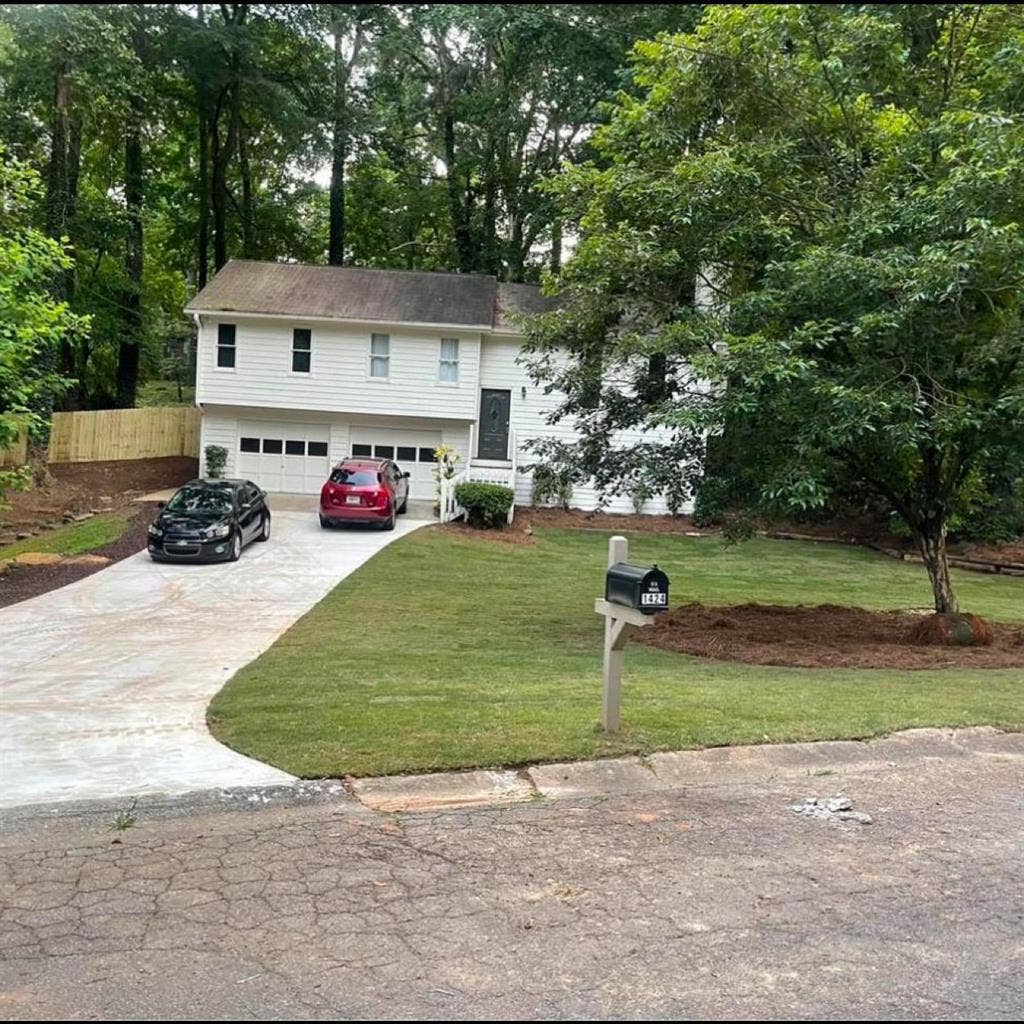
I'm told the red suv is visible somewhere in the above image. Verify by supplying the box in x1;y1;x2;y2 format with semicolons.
319;457;410;530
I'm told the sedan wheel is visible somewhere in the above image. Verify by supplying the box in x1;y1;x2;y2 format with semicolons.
256;514;270;542
229;532;242;561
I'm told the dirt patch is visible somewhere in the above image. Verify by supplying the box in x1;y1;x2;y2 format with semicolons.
1;457;196;540
0;504;157;610
949;539;1024;567
638;603;1024;670
440;522;536;546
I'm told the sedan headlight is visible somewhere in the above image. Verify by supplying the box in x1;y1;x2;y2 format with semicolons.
148;524;163;538
204;522;231;540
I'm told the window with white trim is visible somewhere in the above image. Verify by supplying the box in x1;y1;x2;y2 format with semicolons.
217;323;236;368
292;328;311;373
439;337;459;383
370;333;390;378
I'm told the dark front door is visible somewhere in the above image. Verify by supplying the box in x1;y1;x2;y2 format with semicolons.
478;388;511;460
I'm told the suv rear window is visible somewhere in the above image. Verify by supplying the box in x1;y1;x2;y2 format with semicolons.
330;468;380;486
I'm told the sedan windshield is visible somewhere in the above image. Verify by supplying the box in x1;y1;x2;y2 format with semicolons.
166;486;234;515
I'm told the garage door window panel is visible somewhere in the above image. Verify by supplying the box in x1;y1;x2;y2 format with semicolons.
285;440;305;456
308;442;328;457
374;445;394;458
239;437;260;453
262;439;283;454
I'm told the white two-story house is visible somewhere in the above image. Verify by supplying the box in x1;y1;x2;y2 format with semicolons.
186;260;678;514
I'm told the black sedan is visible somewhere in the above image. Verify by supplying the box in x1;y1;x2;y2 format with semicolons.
148;479;270;562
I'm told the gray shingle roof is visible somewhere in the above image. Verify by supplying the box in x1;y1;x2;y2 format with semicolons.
185;260;551;331
493;282;559;332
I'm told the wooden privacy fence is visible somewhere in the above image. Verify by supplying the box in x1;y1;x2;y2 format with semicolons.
49;406;201;463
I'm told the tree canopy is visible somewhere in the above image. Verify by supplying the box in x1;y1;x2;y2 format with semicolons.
0;3;700;412
523;4;1024;613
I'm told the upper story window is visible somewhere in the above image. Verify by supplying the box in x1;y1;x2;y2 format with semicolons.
439;338;459;383
217;323;236;368
292;328;311;373
370;333;390;379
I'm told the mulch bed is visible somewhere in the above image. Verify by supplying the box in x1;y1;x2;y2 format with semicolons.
517;507;707;536
440;522;536;545
637;603;1024;670
0;504;157;610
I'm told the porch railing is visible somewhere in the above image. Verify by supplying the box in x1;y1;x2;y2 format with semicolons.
438;430;519;525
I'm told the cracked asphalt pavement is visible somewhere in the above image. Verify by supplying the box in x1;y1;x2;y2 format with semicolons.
1;731;1022;1020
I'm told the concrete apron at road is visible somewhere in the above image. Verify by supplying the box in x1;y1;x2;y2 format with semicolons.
0;512;429;809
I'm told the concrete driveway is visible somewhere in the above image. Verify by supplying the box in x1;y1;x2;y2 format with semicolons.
0;511;429;809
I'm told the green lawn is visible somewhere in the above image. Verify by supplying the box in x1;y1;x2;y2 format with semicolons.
0;512;133;560
208;527;1024;778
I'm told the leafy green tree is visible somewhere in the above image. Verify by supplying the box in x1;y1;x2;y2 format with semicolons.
0;149;88;501
526;4;1024;613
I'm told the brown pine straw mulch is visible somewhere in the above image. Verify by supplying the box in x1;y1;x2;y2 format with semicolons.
637;603;1024;670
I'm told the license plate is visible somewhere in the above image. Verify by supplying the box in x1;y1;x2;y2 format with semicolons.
345;495;361;505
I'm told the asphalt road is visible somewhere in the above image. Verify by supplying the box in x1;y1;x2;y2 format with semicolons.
0;729;1021;1020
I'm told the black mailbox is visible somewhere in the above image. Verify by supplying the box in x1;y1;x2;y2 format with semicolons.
605;562;670;614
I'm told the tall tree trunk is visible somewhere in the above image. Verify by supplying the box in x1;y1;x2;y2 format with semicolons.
39;48;75;419
550;217;562;273
916;516;958;614
482;140;498;277
197;98;210;288
211;84;237;270
508;214;524;281
238;121;254;257
443;112;473;272
328;29;347;266
66;114;87;408
116;33;145;409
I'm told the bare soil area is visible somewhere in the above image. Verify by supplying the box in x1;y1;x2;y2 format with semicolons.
639;602;1024;670
0;457;196;542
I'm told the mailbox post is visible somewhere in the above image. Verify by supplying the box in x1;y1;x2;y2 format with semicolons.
594;535;669;732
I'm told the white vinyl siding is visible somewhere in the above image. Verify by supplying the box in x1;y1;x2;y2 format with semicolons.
196;318;481;421
478;337;683;515
369;333;390;379
439;338;459;383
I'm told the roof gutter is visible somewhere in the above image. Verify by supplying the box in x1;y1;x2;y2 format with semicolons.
182;307;494;333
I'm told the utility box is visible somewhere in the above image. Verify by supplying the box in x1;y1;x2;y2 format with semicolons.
605;562;670;615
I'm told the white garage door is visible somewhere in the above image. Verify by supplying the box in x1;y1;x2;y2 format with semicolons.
350;426;442;501
236;421;330;494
